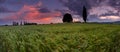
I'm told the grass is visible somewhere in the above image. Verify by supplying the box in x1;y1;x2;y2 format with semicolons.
0;23;120;52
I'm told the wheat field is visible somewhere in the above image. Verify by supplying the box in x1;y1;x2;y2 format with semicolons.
0;23;120;52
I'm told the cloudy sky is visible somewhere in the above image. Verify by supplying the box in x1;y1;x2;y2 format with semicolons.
0;0;120;25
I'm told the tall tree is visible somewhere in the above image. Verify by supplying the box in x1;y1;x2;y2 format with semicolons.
82;6;87;23
62;13;73;23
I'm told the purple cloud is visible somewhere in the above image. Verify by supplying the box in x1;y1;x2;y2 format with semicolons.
59;0;120;21
38;7;51;13
0;6;16;13
0;0;5;3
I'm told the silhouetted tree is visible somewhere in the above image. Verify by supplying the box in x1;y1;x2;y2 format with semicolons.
12;22;19;26
20;21;22;25
82;6;87;23
62;13;73;23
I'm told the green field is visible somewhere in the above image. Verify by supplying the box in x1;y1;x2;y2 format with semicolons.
0;23;120;52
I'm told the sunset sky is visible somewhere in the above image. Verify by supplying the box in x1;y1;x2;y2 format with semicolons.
0;0;120;25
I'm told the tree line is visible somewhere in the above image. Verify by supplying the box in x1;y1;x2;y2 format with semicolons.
12;21;37;26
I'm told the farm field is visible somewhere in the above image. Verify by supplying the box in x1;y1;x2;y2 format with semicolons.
0;23;120;52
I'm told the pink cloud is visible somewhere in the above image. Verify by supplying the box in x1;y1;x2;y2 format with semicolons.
21;5;61;23
0;2;62;24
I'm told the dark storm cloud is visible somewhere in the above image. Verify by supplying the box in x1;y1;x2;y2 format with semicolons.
59;0;120;17
0;0;5;3
59;0;91;15
0;0;41;13
109;0;120;7
100;13;119;16
0;6;15;13
4;0;40;5
39;8;51;13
